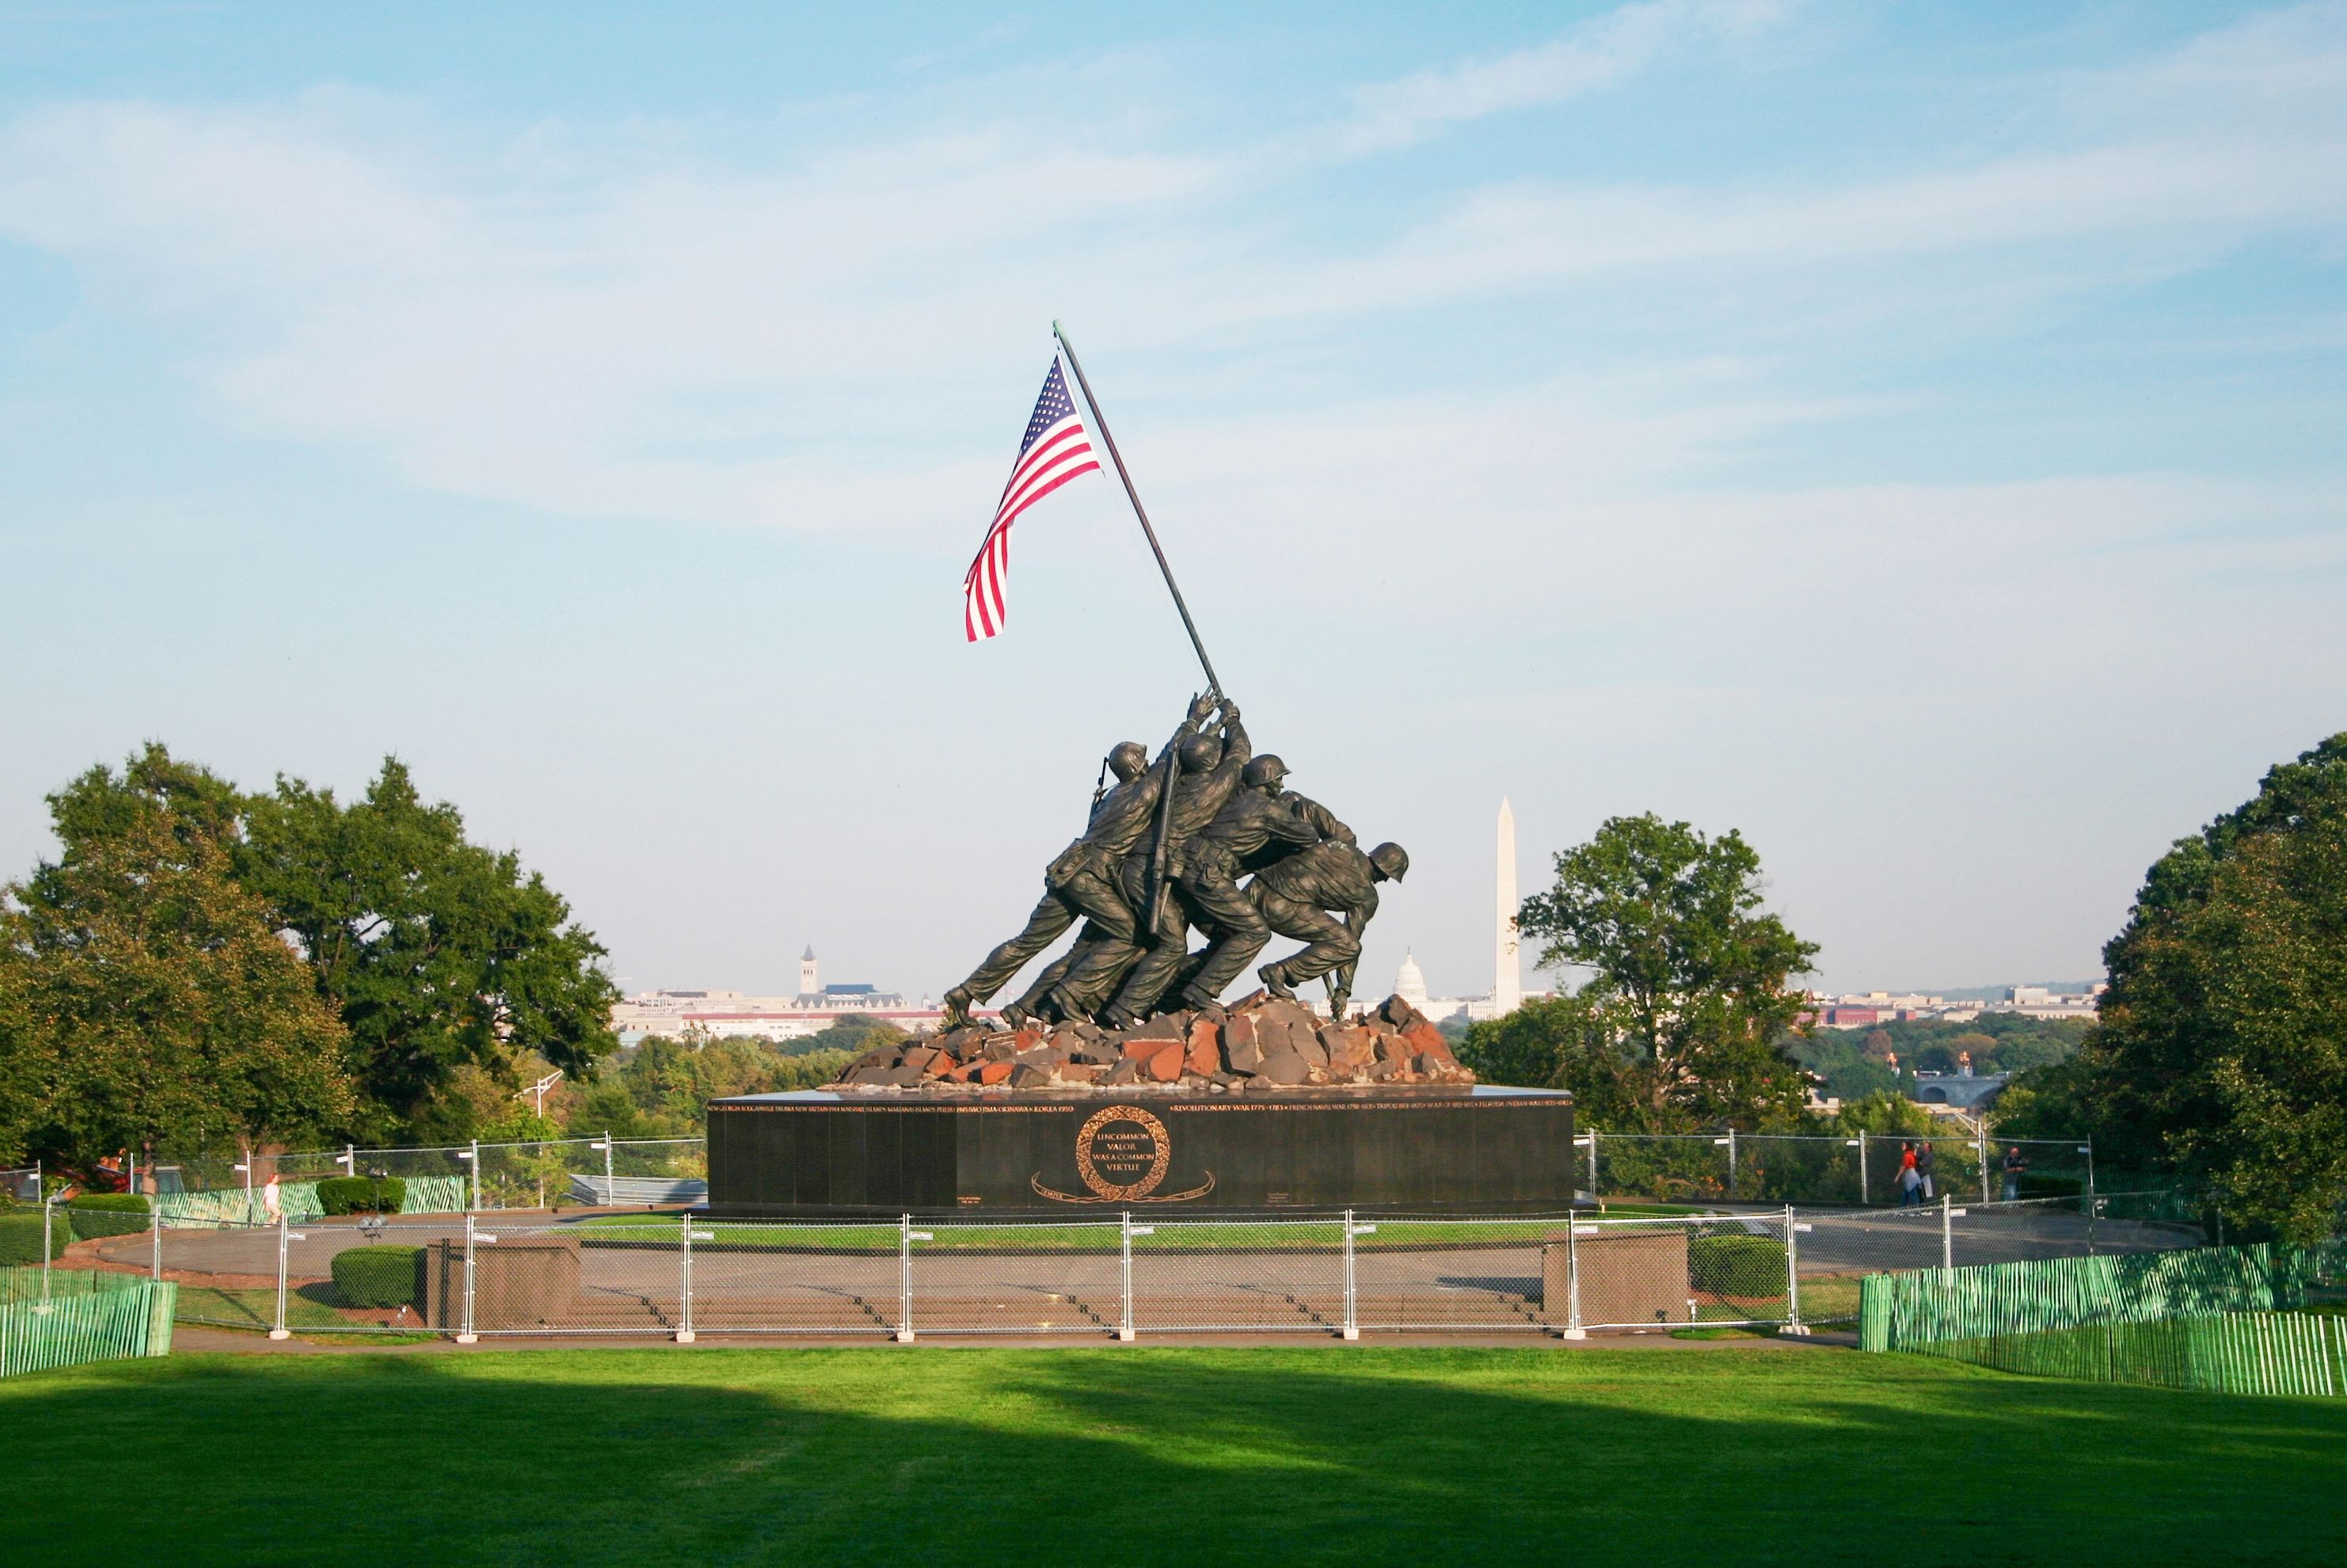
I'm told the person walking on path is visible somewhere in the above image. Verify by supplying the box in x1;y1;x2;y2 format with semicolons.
1916;1140;1937;1201
1897;1141;1923;1207
2002;1145;2028;1202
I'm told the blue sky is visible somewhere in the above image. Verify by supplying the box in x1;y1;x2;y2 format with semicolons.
2;2;2342;1003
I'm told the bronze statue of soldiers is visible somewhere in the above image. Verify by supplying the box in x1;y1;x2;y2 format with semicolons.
1252;839;1409;1021
1164;754;1353;1010
1062;704;1249;1026
941;694;1219;1027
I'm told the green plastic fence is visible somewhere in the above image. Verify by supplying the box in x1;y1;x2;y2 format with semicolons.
153;1174;464;1228
1926;1312;2344;1397
0;1267;176;1377
1858;1243;2317;1352
153;1182;325;1228
399;1175;468;1215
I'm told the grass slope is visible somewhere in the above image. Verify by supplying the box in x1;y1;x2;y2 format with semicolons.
11;1348;2345;1566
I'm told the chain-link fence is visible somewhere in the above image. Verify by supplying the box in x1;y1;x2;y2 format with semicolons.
33;1195;2185;1342
135;1136;708;1212
1577;1132;2102;1206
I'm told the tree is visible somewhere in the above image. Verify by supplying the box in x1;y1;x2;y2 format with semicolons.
0;756;353;1171
1455;994;1649;1129
2073;733;2347;1242
240;759;620;1140
1515;813;1818;1130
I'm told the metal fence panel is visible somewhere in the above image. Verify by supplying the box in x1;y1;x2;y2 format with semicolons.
1132;1219;1347;1334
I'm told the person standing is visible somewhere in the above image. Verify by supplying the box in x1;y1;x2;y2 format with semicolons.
2002;1144;2027;1202
1916;1140;1937;1201
1896;1141;1922;1207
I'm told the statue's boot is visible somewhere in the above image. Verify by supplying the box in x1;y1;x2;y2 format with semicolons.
940;985;977;1029
1257;962;1297;1001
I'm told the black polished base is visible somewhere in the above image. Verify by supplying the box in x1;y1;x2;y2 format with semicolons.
706;1085;1577;1217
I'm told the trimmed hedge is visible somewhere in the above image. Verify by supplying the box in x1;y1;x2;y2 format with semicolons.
63;1194;151;1240
0;1208;71;1266
1689;1234;1788;1295
318;1176;408;1216
330;1245;423;1308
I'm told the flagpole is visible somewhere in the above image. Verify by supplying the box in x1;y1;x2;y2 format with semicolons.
1051;320;1223;698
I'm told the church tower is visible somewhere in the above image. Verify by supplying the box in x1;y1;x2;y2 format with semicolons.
799;946;820;999
1495;799;1523;1015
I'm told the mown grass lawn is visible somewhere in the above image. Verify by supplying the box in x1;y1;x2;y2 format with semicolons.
13;1346;2344;1566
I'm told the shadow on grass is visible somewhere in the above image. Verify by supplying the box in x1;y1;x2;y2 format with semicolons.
9;1348;2347;1567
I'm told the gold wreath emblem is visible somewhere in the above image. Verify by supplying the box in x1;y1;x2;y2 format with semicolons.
1076;1105;1171;1199
1030;1105;1216;1205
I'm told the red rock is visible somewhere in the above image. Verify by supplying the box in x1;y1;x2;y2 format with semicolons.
1059;1062;1097;1084
978;1060;1015;1085
1147;1042;1185;1082
1105;1056;1143;1086
1121;1036;1165;1060
1185;1018;1220;1075
1403;1021;1455;1062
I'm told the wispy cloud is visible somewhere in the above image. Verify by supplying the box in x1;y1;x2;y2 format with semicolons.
1340;0;1794;152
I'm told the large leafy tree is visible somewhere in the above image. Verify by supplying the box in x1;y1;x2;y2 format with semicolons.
1513;813;1818;1130
0;751;354;1171
240;759;620;1140
2074;733;2347;1243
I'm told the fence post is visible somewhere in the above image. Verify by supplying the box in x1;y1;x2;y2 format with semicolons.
895;1214;915;1343
1780;1205;1809;1335
1858;1134;1870;1205
1726;1129;1738;1199
1588;1129;1600;1199
1561;1215;1585;1339
1342;1209;1360;1342
151;1196;162;1281
1977;1126;1991;1205
456;1213;478;1343
675;1211;696;1343
470;1140;481;1212
40;1195;55;1306
1118;1212;1135;1342
1941;1193;1953;1272
604;1130;614;1204
269;1209;291;1340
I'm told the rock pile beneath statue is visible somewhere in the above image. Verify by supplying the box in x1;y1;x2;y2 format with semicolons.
831;991;1473;1094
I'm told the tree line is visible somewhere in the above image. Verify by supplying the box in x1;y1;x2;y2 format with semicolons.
0;744;620;1178
1457;732;2347;1243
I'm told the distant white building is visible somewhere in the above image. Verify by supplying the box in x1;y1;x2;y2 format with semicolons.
610;946;957;1043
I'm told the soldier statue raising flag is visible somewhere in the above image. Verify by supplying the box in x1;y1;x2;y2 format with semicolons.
940;327;1408;1032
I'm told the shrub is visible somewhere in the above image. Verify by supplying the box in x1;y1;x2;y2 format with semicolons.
1689;1234;1787;1296
63;1193;151;1240
0;1208;73;1266
330;1245;423;1308
318;1176;408;1216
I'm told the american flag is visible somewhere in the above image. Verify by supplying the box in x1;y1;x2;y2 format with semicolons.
964;355;1101;641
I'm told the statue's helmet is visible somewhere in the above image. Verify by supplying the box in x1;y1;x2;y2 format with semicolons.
1177;733;1222;773
1107;741;1147;782
1368;842;1409;881
1242;755;1288;790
